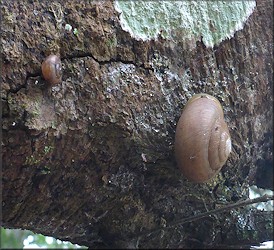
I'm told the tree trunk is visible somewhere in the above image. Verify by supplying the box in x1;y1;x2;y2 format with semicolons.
2;0;273;248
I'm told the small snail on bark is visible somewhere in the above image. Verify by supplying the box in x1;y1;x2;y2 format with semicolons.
41;55;62;85
174;93;231;183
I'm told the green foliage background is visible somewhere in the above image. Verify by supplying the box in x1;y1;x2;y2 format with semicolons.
1;227;87;249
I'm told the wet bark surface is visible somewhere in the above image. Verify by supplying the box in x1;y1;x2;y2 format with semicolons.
2;0;273;248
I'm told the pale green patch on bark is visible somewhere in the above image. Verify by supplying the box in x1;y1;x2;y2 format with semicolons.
114;1;256;48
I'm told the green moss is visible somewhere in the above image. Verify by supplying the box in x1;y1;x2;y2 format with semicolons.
44;145;54;154
106;36;117;48
51;121;57;129
40;166;51;175
32;100;42;116
24;146;54;166
265;221;272;230
242;227;258;241
73;28;79;36
2;5;15;26
24;155;40;166
7;95;14;104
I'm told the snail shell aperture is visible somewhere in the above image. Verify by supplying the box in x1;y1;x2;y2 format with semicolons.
41;55;62;85
174;93;232;183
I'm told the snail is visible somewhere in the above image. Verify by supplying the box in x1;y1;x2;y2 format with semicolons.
41;55;62;85
174;93;231;183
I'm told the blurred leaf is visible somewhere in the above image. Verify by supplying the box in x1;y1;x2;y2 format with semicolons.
1;228;27;249
0;227;87;249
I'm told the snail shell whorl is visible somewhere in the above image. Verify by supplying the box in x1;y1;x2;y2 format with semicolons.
41;55;62;85
175;94;231;183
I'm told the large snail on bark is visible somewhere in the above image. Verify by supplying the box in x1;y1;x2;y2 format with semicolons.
175;93;231;183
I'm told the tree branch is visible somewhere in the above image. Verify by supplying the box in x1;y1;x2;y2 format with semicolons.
135;194;274;240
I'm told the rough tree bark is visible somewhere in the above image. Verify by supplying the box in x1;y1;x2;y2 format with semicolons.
1;0;273;249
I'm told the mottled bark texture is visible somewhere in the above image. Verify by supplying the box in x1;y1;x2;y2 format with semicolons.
1;0;273;249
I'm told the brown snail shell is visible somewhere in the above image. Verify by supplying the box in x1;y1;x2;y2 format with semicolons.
174;93;231;183
41;55;62;85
